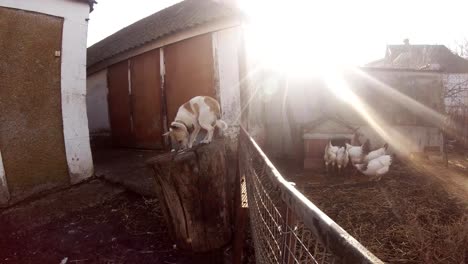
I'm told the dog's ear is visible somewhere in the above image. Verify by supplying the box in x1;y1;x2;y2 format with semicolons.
170;122;186;132
163;131;171;137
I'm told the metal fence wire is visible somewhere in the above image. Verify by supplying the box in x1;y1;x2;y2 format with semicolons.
238;127;383;264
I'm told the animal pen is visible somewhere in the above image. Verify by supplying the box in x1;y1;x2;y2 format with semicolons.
237;128;382;263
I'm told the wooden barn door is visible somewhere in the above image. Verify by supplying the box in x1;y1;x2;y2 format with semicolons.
164;34;217;122
130;49;163;148
107;60;133;147
0;8;69;199
107;50;163;149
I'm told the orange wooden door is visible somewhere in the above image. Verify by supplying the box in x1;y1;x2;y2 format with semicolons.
130;49;164;148
107;60;133;147
164;34;217;122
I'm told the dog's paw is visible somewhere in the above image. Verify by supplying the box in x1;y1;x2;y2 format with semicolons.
171;149;176;152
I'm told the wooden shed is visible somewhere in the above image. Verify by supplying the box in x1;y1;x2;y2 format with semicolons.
0;0;95;206
86;0;243;152
303;117;357;169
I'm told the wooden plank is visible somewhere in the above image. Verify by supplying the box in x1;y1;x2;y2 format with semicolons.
107;60;133;147
130;49;164;149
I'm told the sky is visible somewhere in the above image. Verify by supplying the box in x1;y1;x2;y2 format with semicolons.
87;0;468;66
87;0;182;47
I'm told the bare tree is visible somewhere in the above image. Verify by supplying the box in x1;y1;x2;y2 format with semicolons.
442;74;468;155
452;38;468;59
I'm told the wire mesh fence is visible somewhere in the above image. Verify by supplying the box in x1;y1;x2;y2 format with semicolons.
238;127;383;264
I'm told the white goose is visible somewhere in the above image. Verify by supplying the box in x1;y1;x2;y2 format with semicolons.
336;147;349;174
355;155;393;181
364;143;389;162
324;141;339;172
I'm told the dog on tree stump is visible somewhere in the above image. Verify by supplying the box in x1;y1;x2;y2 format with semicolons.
163;96;227;151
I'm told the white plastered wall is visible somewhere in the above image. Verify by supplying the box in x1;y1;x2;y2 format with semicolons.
87;69;110;135
213;27;242;152
0;0;94;185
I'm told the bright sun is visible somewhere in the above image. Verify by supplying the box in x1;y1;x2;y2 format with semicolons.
238;0;355;77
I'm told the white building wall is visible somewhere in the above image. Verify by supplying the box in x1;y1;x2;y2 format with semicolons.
87;69;110;135
213;27;242;152
0;0;93;184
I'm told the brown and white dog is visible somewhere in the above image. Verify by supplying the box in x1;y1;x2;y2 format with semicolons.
164;96;227;150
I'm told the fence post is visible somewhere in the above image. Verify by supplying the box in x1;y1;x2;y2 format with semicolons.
232;144;249;264
281;194;298;264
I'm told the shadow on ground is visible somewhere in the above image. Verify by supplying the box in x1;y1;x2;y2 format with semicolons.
0;186;227;264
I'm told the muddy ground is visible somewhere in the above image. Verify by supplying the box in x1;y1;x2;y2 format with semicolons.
0;190;227;264
274;157;468;264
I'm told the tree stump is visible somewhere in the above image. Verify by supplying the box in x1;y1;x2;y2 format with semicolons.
146;140;232;252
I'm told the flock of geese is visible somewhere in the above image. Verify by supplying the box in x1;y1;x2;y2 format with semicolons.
324;138;393;181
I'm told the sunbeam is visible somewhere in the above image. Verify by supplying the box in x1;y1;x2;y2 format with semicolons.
352;68;465;141
322;68;418;156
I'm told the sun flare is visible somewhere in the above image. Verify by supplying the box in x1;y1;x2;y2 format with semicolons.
238;0;354;77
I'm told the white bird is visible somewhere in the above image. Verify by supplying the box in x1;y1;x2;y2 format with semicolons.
355;155;393;181
364;143;389;162
324;141;339;173
345;139;370;165
336;147;349;174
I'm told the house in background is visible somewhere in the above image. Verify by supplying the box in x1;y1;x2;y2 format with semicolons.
368;39;468;71
367;40;468;109
86;0;243;152
0;0;95;206
368;40;468;146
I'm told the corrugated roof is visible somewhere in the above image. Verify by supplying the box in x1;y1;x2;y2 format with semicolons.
366;44;468;73
87;0;239;67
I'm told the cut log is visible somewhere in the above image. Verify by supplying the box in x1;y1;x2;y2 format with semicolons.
146;140;232;252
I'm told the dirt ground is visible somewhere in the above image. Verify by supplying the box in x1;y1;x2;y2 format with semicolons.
273;156;468;264
0;145;236;264
0;189;229;264
92;148;164;197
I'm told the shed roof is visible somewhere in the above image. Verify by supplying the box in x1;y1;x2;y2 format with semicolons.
87;0;239;68
367;44;468;73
